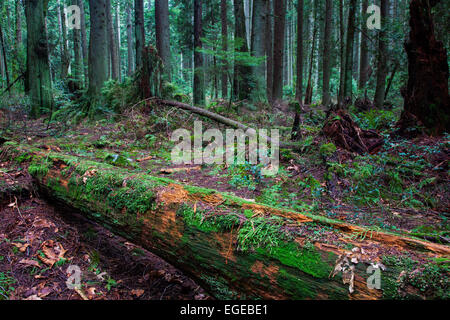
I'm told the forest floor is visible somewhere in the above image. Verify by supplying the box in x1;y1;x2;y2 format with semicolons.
0;100;449;299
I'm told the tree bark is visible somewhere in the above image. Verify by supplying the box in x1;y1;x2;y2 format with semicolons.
271;0;286;102
78;0;89;87
343;0;357;102
18;146;450;300
126;3;134;76
220;0;228;99
251;0;267;100
399;0;450;135
374;0;389;108
193;0;204;105
322;0;333;106
155;0;171;81
87;0;108;98
135;0;145;69
291;0;304;140
359;0;369;90
265;0;273;102
233;0;251;101
25;0;53;118
106;0;119;80
71;0;83;87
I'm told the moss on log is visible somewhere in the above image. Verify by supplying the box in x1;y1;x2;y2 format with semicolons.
5;144;450;299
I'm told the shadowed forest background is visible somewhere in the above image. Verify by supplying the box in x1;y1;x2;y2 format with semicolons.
0;0;449;301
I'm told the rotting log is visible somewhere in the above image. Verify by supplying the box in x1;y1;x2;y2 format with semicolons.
5;144;450;300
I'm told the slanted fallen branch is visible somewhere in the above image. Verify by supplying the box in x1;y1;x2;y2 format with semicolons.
8;145;450;299
157;99;301;150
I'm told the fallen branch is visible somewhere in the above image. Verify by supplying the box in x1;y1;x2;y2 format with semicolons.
157;99;301;150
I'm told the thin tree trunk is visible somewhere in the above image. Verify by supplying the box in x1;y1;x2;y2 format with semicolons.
71;0;83;87
374;0;389;108
193;0;204;105
265;0;273;101
251;0;267;100
115;4;122;82
87;0;108;98
233;0;251;101
271;0;286;102
78;0;89;87
106;0;119;80
220;0;228;98
322;0;333;106
25;0;53;118
343;0;357;101
0;24;10;88
359;0;369;90
126;3;134;76
292;0;304;140
15;0;22;50
135;0;145;69
338;0;345;104
58;0;70;79
155;0;171;81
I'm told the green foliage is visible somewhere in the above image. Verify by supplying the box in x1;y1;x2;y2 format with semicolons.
319;143;337;158
0;272;16;300
237;216;288;253
351;108;399;131
177;204;240;233
101;78;138;113
298;175;323;199
227;161;262;191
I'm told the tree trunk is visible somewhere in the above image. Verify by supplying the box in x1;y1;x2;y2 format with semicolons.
251;0;267;100
16;146;450;300
399;0;450;135
15;0;22;51
359;0;369;90
265;0;273;102
25;0;53;118
322;0;333;106
71;0;83;88
155;0;171;81
374;0;389;108
78;0;89;87
106;0;119;80
220;0;228;99
58;0;70;80
126;3;134;76
343;0;357;101
0;24;10;89
87;0;108;98
271;0;286;102
115;4;122;82
135;0;145;69
338;0;345;104
291;0;304;140
233;0;251;101
193;0;204;105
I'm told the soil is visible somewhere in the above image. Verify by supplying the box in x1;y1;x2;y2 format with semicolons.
0;166;210;300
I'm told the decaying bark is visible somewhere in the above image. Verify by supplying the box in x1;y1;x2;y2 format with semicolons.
323;109;384;154
399;0;450;135
6;145;449;300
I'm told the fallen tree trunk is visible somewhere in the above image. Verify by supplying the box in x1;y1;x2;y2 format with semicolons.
6;145;450;300
157;99;301;150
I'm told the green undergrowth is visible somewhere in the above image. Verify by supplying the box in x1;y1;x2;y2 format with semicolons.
0;272;16;300
381;255;450;299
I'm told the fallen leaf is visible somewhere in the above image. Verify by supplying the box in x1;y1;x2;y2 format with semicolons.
19;259;41;268
131;289;145;297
